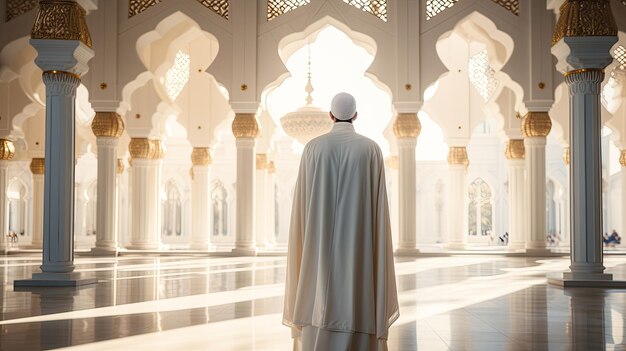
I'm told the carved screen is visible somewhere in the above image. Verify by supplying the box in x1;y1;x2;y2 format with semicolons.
267;0;311;21
6;0;38;22
426;0;459;20
614;45;626;69
343;0;387;22
468;50;499;102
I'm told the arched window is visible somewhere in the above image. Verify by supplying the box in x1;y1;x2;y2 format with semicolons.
85;182;97;236
468;178;493;236
212;182;228;236
7;182;27;236
546;179;561;245
163;182;182;236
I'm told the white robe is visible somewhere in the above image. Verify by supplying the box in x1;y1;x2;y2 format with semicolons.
283;122;399;350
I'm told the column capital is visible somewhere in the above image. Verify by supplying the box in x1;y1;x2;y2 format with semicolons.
447;146;469;169
232;113;260;139
256;153;267;170
505;139;525;160
31;0;93;49
191;147;212;166
92;112;125;138
522;111;552;137
393;113;421;139
30;158;45;175
620;150;626;167
0;139;15;160
128;138;165;160
551;0;617;47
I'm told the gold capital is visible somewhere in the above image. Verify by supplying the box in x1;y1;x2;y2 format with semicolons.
552;0;617;46
504;139;525;160
232;113;260;138
393;113;421;138
129;138;165;160
31;0;92;48
521;112;552;138
256;153;268;170
191;147;212;166
92;112;125;138
30;158;45;174
620;150;626;167
267;161;276;174
117;158;124;174
0;139;16;160
448;147;469;169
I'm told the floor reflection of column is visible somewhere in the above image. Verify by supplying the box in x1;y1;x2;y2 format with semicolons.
94;261;117;341
566;289;606;350
234;266;255;347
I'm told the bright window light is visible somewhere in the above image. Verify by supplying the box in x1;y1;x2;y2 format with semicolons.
166;50;190;101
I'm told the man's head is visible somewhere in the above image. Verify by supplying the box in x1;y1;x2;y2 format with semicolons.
330;92;357;123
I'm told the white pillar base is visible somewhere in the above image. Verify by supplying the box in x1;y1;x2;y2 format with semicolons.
395;247;421;256
524;248;554;256
446;243;466;250
14;272;96;287
231;247;258;256
548;273;626;288
87;247;120;256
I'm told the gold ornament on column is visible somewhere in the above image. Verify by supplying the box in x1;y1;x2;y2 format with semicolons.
30;0;93;48
232;113;260;138
267;161;276;174
30;158;45;174
92;112;125;138
392;113;421;138
117;159;124;174
521;112;552;137
504;139;525;160
151;139;166;159
620;150;626;167
256;154;268;170
191;147;212;166
0;139;16;160
564;147;571;166
447;147;469;169
385;156;399;170
551;0;618;46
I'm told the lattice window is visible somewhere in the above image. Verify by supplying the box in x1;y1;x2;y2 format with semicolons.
196;0;229;19
614;45;626;70
490;0;519;16
267;0;311;21
129;0;162;17
166;51;191;101
468;50;499;102
343;0;387;22
426;0;459;20
5;0;38;22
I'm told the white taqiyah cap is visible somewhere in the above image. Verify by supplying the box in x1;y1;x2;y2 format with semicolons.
330;92;357;120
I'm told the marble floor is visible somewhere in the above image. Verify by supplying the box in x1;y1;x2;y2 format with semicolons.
1;255;626;350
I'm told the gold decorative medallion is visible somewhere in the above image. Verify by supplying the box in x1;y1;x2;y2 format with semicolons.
92;112;125;138
393;113;421;138
30;158;45;174
191;147;212;166
521;112;552;137
31;0;92;48
504;139;525;160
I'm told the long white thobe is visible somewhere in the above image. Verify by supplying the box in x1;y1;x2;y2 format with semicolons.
283;122;399;350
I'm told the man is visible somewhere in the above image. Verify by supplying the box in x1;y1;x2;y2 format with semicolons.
283;92;399;351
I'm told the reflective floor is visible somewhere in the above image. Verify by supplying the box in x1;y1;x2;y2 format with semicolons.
1;255;626;350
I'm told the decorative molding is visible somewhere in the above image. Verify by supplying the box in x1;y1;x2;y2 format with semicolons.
267;0;310;21
504;139;525;160
6;0;38;22
426;0;518;20
393;113;421;138
92;112;125;138
343;0;387;22
31;0;92;48
256;154;267;170
0;140;15;160
552;0;617;46
447;146;469;168
128;0;229;19
30;158;45;175
42;70;81;94
521;111;552;138
191;147;212;166
232;113;260;139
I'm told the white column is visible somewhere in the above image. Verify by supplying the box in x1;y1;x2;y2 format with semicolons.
522;112;551;254
505;140;526;250
0;140;13;253
621;151;626;239
255;154;269;248
232;113;259;255
561;147;571;249
393;113;420;255
90;112;123;255
117;159;124;247
266;161;277;246
549;24;620;285
190;147;214;251
447;147;468;250
127;138;163;251
29;159;45;249
14;1;95;287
